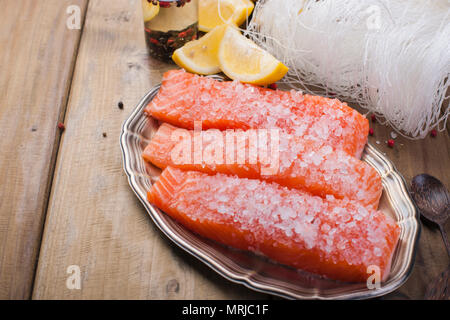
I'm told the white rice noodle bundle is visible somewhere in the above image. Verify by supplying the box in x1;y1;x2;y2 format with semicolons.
246;0;450;138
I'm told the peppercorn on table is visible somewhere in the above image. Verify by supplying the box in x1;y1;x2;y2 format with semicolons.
0;0;448;300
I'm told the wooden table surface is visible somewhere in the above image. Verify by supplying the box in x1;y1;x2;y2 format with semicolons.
0;0;448;300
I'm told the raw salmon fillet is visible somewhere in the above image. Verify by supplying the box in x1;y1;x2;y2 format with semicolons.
148;167;400;283
143;123;382;209
145;69;369;158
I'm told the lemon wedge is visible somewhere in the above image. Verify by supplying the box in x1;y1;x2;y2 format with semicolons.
172;25;228;75
218;27;289;85
142;0;160;22
199;0;254;32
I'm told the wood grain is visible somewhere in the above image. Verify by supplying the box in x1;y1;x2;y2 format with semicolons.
366;123;450;300
0;0;87;299
32;0;268;299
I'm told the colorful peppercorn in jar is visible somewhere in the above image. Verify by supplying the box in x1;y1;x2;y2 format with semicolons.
142;0;198;62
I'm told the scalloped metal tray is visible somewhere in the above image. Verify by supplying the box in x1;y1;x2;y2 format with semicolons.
120;80;420;300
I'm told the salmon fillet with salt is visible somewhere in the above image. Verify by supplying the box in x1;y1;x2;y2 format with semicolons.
148;167;400;283
145;69;369;158
143;123;382;209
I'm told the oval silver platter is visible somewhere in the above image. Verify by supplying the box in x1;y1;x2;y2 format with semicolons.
120;78;420;300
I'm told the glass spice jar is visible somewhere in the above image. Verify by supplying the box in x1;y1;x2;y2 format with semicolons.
142;0;198;62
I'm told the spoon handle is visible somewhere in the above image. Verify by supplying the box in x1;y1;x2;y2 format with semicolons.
438;223;450;257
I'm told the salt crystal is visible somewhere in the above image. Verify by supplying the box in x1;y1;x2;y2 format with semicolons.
357;206;368;217
217;195;229;202
341;213;351;223
217;205;228;214
321;223;331;232
321;145;333;155
337;241;346;250
311;153;323;166
374;248;382;257
304;214;314;223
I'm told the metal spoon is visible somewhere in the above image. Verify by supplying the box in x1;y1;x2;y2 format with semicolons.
410;174;450;256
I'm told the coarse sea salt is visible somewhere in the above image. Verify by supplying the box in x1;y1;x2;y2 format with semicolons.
166;169;396;268
148;70;369;158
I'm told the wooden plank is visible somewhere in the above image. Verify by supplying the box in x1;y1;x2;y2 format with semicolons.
0;0;87;299
366;124;450;300
32;0;268;299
